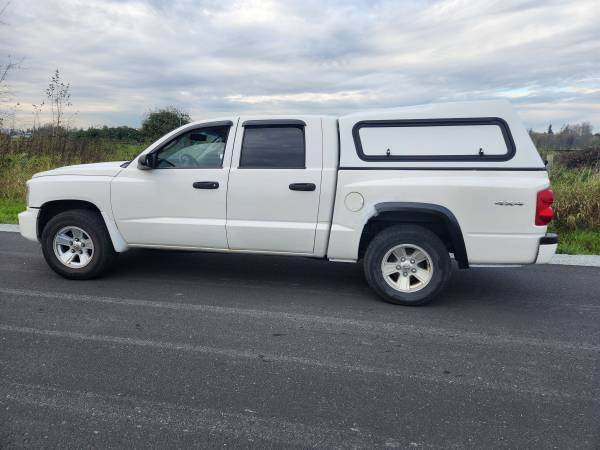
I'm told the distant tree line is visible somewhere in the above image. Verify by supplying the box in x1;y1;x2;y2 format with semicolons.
68;125;145;142
6;105;192;143
529;123;600;151
65;107;191;142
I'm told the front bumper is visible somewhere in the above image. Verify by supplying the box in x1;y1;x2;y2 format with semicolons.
18;208;39;242
535;233;558;264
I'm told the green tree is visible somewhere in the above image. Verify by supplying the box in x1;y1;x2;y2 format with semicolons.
141;106;191;140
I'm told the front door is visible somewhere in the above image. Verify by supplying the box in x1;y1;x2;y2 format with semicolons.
111;120;236;249
226;118;323;254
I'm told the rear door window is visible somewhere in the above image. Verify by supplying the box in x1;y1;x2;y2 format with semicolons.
240;126;305;169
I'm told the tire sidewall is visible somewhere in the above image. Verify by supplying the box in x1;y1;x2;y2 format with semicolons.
364;227;451;305
41;210;112;279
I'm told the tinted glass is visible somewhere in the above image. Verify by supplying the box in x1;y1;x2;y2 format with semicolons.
155;126;229;168
240;126;305;168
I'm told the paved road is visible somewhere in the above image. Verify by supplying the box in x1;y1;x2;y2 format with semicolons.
0;232;599;448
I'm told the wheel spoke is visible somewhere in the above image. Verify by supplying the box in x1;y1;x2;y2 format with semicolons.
392;247;407;260
412;250;427;264
413;268;431;284
55;234;71;247
396;275;410;291
72;228;83;239
78;252;90;266
60;251;76;265
382;263;399;276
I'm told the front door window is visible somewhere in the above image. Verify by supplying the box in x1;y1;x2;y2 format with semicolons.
154;126;230;169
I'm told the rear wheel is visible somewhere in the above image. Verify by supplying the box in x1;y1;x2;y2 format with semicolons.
363;225;452;306
41;209;116;279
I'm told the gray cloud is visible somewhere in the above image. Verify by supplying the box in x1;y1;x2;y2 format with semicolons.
1;0;599;130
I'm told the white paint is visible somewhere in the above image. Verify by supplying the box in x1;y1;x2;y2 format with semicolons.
21;172;128;251
536;242;558;264
17;209;37;241
226;116;323;253
327;170;551;263
32;161;126;178
344;192;364;212
100;211;128;252
111;120;237;249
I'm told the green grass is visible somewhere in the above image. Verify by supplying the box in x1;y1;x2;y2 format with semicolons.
547;166;600;230
0;136;145;224
0;198;25;224
0;137;145;200
552;227;600;255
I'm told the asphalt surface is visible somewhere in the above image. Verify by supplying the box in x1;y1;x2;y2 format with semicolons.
0;232;599;448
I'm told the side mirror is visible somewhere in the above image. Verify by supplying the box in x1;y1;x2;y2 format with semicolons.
137;153;155;170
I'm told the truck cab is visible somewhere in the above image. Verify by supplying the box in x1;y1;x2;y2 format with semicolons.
18;100;557;306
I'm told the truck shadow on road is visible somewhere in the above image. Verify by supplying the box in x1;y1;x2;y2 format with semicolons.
105;249;600;310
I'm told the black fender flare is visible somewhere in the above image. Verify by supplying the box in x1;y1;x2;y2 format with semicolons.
372;202;469;269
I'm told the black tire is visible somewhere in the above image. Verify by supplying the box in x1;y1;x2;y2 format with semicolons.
41;209;116;280
363;225;452;306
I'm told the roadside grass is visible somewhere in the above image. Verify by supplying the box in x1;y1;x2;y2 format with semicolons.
551;227;600;255
547;165;600;230
0;134;145;225
544;156;600;254
0;198;25;224
0;134;145;200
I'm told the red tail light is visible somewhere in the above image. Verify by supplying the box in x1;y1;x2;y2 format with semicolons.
535;188;554;226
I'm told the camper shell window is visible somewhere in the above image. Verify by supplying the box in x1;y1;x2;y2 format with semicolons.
352;118;516;162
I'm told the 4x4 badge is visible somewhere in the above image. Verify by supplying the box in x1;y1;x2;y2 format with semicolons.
495;201;524;206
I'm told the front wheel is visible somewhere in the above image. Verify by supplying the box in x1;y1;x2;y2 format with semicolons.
363;225;452;306
41;209;116;280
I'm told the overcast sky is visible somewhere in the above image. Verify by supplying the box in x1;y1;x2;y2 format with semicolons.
1;0;599;130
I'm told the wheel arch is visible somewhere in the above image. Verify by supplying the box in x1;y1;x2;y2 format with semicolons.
37;199;128;252
359;202;469;268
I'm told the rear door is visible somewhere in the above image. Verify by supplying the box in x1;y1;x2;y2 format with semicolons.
226;118;323;254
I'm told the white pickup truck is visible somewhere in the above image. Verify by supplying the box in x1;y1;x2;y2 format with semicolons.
19;100;557;305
